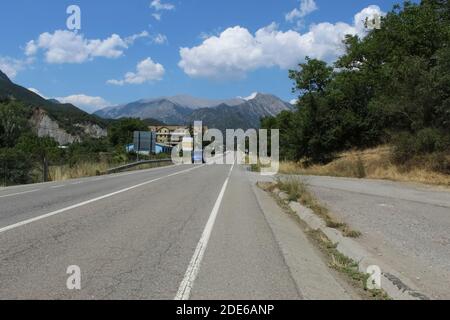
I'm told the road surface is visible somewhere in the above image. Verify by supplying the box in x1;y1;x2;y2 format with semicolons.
299;175;450;299
0;164;355;300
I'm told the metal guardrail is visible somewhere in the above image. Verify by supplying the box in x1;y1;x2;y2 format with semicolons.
105;159;173;174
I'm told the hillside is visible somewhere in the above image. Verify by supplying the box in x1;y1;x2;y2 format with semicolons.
0;70;107;144
0;70;106;136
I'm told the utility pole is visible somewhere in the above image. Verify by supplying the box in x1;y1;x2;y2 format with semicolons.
137;131;141;162
3;158;6;187
43;156;49;182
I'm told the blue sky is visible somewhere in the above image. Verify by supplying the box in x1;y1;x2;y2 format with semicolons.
0;0;403;112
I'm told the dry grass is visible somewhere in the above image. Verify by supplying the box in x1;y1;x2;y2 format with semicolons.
49;161;172;182
258;181;387;299
275;177;361;238
279;146;450;187
49;162;111;181
307;229;390;300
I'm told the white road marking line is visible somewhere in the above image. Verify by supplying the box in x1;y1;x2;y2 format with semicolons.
0;162;176;192
0;165;205;235
175;164;234;300
0;189;41;199
51;185;65;189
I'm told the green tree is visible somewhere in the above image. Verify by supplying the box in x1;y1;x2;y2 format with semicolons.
264;0;450;166
0;100;31;148
108;118;149;147
289;57;333;95
0;148;33;186
16;135;62;182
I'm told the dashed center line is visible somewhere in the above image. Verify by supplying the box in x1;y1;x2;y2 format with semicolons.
0;189;41;199
0;165;205;235
51;185;65;189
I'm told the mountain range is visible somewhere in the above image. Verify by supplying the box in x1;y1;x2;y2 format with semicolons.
1;68;292;144
95;93;292;131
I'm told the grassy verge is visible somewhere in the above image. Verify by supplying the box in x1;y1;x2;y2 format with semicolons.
308;229;390;300
49;162;112;181
279;146;450;187
274;177;361;238
258;181;389;300
49;160;171;181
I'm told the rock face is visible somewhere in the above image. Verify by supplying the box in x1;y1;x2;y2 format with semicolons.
0;69;108;144
30;108;107;145
75;123;108;139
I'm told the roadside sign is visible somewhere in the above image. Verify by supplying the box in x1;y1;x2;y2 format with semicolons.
133;131;156;153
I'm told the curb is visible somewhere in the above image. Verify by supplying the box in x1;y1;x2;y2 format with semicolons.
275;190;430;300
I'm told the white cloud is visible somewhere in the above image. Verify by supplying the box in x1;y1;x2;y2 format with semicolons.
150;0;175;11
125;31;150;45
25;30;147;64
150;0;174;21
25;88;110;113
25;40;38;56
107;57;165;85
286;0;318;22
0;56;33;79
28;88;48;99
290;98;298;105
152;33;168;44
56;94;110;113
199;30;220;40
179;6;384;79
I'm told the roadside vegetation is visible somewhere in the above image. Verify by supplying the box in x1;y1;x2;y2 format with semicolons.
258;181;388;299
271;177;361;238
307;229;390;300
0;103;169;186
278;146;450;187
261;1;450;184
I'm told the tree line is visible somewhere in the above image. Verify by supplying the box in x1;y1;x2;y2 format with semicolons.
262;0;450;173
0;98;153;186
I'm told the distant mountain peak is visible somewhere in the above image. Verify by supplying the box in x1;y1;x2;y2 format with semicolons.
130;94;245;110
238;92;259;101
245;92;259;100
94;92;292;130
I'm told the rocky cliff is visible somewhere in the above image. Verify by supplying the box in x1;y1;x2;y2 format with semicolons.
30;108;107;145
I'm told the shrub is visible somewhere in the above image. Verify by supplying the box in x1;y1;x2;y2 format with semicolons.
416;128;448;154
0;148;33;186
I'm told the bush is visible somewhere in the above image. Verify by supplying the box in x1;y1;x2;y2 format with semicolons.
391;132;414;164
392;129;450;166
415;128;449;154
0;148;33;186
427;152;450;175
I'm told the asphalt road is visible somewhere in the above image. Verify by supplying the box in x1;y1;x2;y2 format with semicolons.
299;175;450;299
0;163;355;300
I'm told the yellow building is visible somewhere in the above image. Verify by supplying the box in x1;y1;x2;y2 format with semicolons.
148;125;209;147
148;126;189;146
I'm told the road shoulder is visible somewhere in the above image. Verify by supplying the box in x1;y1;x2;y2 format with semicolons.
250;176;360;300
